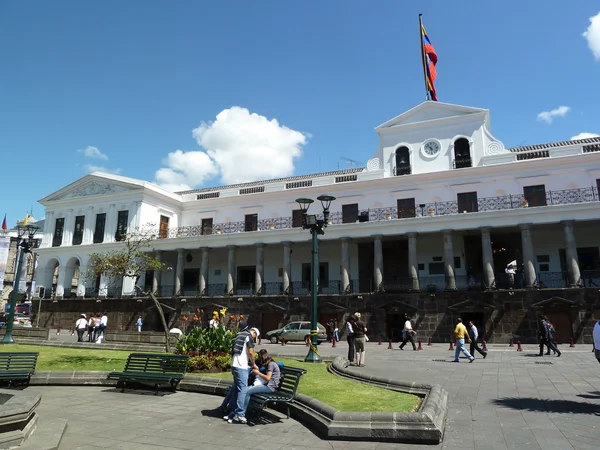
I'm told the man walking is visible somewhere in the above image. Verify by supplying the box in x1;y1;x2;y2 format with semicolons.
136;316;143;333
399;314;417;351
468;320;487;359
224;327;260;424
593;318;600;364
453;318;474;363
538;315;561;357
75;314;87;342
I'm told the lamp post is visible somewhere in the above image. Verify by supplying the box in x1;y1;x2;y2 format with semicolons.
2;224;39;344
295;195;336;363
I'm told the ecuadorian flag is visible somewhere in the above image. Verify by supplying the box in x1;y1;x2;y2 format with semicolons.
421;23;438;101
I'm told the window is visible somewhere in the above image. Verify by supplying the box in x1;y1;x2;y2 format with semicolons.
596;179;600;197
245;214;258;232
302;262;329;288
454;256;461;269
457;192;478;213
52;218;65;247
93;213;106;243
428;262;444;275
342;204;359;223
237;266;256;289
523;185;547;207
283;322;300;331
72;215;85;245
394;147;411;175
397;198;416;218
292;209;303;228
453;138;472;168
159;215;169;239
115;210;129;241
300;322;311;330
201;218;213;235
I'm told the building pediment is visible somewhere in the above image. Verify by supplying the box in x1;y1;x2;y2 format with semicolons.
376;299;418;311
448;299;497;311
375;101;489;131
531;297;584;310
48;181;133;201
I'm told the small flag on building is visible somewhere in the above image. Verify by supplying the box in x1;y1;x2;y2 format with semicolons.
22;213;29;226
1;214;6;231
419;14;438;101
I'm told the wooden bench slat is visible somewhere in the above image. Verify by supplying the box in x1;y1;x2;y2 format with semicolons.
0;352;39;386
247;366;306;420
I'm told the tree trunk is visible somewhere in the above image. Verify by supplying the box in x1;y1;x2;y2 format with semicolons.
150;291;171;353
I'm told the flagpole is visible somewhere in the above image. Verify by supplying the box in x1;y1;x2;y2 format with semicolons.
419;14;430;101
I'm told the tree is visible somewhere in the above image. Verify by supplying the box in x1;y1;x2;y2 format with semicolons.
85;225;173;352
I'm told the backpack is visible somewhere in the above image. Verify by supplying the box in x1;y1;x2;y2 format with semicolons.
546;322;556;337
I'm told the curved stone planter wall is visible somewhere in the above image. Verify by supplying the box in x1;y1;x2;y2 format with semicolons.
29;356;447;444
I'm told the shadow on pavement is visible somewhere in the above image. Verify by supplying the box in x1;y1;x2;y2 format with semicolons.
577;391;600;400
494;397;600;415
101;387;176;397
200;408;283;426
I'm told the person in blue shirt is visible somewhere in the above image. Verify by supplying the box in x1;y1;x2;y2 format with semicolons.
136;316;143;333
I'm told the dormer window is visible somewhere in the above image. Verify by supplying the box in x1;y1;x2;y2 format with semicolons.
453;138;472;169
394;146;411;176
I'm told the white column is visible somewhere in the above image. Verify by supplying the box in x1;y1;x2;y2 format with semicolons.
407;232;420;291
227;245;237;295
98;274;109;298
481;227;495;289
175;248;184;296
282;241;292;295
152;251;162;294
199;247;209;295
443;230;457;291
55;266;67;299
255;243;265;294
104;204;116;243
128;201;139;232
562;220;581;287
520;223;536;288
373;235;384;292
340;238;351;293
61;209;74;246
44;211;54;248
82;206;94;245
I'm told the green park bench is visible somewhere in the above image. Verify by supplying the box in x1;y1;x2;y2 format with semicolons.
248;366;307;419
0;352;39;387
107;353;189;394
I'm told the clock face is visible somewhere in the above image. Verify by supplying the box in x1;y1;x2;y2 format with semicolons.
422;140;441;157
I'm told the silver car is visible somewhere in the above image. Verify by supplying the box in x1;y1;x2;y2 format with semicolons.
267;321;327;344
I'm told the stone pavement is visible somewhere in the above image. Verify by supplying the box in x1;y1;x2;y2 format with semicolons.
23;338;600;449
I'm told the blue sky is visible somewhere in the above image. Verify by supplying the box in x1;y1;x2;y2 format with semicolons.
1;1;599;226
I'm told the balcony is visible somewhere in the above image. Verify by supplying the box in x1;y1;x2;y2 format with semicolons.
393;165;412;176
453;157;472;169
153;186;599;238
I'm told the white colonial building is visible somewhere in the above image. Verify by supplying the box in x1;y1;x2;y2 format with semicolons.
33;101;600;341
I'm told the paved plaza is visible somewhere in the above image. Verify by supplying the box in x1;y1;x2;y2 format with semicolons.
23;338;600;449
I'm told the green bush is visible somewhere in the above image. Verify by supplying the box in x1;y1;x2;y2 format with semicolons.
187;352;232;372
176;326;235;353
214;353;232;371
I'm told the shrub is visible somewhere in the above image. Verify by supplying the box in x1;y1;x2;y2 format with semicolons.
188;354;215;371
176;326;236;353
214;353;232;371
187;352;232;372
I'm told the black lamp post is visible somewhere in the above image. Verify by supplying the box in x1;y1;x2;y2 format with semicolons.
2;223;39;344
295;194;336;363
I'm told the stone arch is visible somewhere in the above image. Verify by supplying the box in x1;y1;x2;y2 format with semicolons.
63;256;82;298
37;257;60;299
452;137;472;168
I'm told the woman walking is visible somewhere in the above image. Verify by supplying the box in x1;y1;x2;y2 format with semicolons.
345;315;356;365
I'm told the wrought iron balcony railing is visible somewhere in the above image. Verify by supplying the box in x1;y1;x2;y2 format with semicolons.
150;186;600;239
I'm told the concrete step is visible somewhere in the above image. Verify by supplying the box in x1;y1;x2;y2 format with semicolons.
19;418;67;450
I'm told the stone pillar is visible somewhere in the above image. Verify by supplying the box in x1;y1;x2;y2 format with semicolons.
128;201;139;232
55;266;67;299
83;206;94;245
480;227;495;289
98;274;109;298
175;248;185;296
152;250;162;294
227;245;237;295
76;278;86;298
62;209;73;246
255;243;265;294
199;247;209;295
104;204;116;243
282;241;292;295
44;211;54;248
373;235;384;292
562;220;581;287
340;237;351;293
520;223;536;288
407;232;420;291
442;230;457;291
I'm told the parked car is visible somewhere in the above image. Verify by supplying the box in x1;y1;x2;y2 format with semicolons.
266;321;327;344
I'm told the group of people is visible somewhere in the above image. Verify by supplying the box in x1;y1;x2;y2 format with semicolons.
452;318;488;362
74;312;107;343
220;326;278;425
345;312;367;367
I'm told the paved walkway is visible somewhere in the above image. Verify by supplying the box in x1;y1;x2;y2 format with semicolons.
25;339;600;449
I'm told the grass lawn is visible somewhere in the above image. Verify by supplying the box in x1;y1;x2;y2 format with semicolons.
1;345;420;412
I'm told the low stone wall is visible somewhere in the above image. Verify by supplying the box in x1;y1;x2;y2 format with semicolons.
0;327;50;340
103;331;178;345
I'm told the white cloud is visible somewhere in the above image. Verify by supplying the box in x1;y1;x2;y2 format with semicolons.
570;132;600;140
537;106;571;123
583;12;600;60
155;107;307;191
77;145;108;160
84;164;122;175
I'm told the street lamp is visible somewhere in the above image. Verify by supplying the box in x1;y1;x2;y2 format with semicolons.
295;194;336;363
2;223;39;344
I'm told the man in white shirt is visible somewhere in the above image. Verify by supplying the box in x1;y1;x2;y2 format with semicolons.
593;319;600;364
468;320;487;359
224;327;260;425
399;315;417;351
98;313;108;339
75;314;87;342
